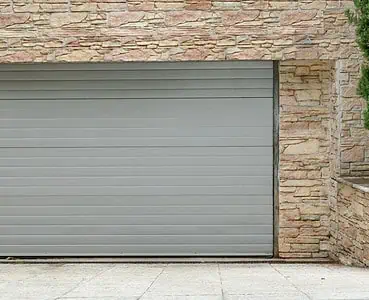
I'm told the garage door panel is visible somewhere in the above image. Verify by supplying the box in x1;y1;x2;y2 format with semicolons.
0;61;274;256
0;185;272;196
0;79;273;91
0;127;273;139
0;97;272;110
0;215;273;226
0;99;272;120
0;195;273;206
0;156;272;167
0;118;273;129
0;146;272;157
0;89;273;100
0;225;273;236
0;166;273;177
0;205;273;216
0;244;273;256
0;69;273;81
0;137;272;148
0;235;273;245
0;176;273;187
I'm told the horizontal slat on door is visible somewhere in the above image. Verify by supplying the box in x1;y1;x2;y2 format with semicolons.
0;235;273;245
0;215;273;225
0;176;272;186
0;156;272;167
0;225;273;235
0;137;272;148
0;127;272;138
0;245;273;256
0;79;273;90
0;205;273;216
0;186;272;196
0;117;273;128
0;147;272;157
0;69;273;81
0;89;273;99
0;166;273;177
0;195;273;206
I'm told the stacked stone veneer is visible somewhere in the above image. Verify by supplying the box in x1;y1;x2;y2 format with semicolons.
279;60;332;258
330;179;369;266
0;0;369;260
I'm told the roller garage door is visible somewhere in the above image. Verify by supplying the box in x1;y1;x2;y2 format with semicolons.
0;61;274;256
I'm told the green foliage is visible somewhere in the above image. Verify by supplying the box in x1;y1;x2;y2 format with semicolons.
346;0;369;129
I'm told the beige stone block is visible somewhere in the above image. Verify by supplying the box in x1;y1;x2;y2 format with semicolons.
56;49;99;62
97;3;128;12
284;140;320;155
280;10;318;26
295;187;312;197
106;48;158;61
290;243;320;252
280;170;308;180
352;202;364;217
0;50;38;62
0;14;30;27
280;219;321;229
212;1;241;10
155;1;185;10
127;1;155;11
279;228;300;238
280;208;301;221
185;0;211;10
295;66;310;76
300;227;330;236
300;204;330;215
108;12;145;26
165;11;207;26
301;215;321;221
222;11;260;26
341;146;365;163
50;12;87;27
286;237;320;244
172;48;207;60
300;1;327;10
295;48;319;60
14;3;40;13
295;90;322;101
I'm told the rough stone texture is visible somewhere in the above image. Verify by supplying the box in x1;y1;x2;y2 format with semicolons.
279;60;332;258
0;0;368;261
0;0;362;174
330;178;369;267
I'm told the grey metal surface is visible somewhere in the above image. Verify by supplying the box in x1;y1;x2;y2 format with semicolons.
0;61;274;256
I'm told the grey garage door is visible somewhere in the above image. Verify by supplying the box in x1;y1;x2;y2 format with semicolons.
0;61;274;256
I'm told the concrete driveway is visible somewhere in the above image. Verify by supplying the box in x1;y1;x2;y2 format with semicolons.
0;263;369;300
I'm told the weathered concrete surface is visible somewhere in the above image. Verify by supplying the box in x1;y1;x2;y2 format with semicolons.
0;263;369;300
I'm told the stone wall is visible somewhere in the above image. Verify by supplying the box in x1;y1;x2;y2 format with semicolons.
279;60;332;258
0;0;368;259
0;1;365;176
330;178;369;267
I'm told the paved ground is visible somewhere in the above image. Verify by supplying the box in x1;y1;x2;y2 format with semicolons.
0;263;369;300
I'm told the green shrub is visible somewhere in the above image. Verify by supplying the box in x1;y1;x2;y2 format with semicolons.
346;0;369;129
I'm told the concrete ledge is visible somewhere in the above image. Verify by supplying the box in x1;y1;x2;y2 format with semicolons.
336;177;369;193
0;257;334;264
